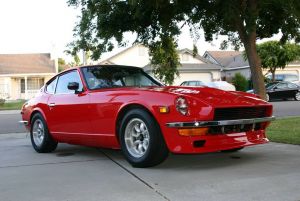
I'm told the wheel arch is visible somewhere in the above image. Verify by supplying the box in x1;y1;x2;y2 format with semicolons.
29;108;47;127
115;103;160;142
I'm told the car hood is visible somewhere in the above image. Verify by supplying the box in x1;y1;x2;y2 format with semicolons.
146;86;267;107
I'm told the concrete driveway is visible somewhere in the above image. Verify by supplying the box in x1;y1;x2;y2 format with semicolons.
1;133;300;201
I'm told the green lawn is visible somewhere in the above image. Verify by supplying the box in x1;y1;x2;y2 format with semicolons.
267;117;300;145
0;100;26;110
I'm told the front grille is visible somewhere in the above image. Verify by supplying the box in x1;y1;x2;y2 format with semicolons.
208;123;263;135
214;107;267;121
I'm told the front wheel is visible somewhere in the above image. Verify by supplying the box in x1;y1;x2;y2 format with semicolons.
265;94;270;102
119;109;168;168
30;113;58;153
295;92;300;101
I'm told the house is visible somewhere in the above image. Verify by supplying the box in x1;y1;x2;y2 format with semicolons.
0;53;58;100
203;51;300;81
100;44;150;67
203;51;251;80
100;45;222;85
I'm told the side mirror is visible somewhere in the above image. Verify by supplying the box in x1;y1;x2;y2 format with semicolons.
67;82;80;92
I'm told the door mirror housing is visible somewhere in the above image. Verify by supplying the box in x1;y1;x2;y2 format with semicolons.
67;82;80;92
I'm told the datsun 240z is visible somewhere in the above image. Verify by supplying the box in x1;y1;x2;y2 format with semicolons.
20;65;275;167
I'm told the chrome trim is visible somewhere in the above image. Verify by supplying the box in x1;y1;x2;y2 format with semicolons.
19;120;29;126
48;103;55;107
166;116;276;128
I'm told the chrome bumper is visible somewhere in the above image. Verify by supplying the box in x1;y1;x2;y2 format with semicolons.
19;120;29;126
166;116;276;128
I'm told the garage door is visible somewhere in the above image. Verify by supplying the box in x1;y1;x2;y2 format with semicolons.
174;73;212;86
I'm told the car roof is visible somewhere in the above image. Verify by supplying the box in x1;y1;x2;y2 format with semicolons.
78;64;142;70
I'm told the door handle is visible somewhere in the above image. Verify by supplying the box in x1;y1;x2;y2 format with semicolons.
48;103;55;107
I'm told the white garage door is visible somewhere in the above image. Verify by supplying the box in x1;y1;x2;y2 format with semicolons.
174;73;212;86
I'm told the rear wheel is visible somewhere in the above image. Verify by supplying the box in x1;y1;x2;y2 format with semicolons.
295;92;300;101
119;109;168;168
30;113;57;153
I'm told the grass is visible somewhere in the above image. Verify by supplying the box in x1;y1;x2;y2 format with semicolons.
267;116;300;145
0;100;26;110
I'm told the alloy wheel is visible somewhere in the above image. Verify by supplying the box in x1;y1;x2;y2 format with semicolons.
32;119;45;147
124;118;150;158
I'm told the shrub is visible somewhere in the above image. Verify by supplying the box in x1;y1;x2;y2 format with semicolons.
0;98;5;106
232;73;248;92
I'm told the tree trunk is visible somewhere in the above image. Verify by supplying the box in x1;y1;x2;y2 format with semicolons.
243;37;267;99
234;0;266;100
271;68;276;82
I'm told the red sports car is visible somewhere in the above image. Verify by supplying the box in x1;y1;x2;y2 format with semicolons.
20;65;275;167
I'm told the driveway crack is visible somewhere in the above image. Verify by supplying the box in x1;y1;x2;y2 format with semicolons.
99;149;170;201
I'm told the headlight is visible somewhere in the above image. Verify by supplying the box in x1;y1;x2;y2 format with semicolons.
176;97;189;115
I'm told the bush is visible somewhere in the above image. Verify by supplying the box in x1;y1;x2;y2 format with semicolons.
0;98;5;106
232;73;248;92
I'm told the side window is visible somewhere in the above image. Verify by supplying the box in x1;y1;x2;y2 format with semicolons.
46;77;58;94
56;71;83;94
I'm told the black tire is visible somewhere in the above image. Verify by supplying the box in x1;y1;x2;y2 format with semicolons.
119;109;169;168
295;91;300;101
221;147;244;153
30;113;58;153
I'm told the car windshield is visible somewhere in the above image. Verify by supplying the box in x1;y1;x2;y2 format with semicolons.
81;66;162;90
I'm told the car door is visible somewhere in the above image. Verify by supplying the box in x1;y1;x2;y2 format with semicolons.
47;70;92;138
270;82;288;99
287;83;300;98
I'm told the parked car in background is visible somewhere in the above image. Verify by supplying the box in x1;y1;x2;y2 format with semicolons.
247;81;300;101
265;73;299;83
180;80;236;91
20;65;274;168
180;80;205;87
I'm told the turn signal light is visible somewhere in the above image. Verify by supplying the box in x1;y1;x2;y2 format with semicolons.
159;106;169;113
178;128;208;136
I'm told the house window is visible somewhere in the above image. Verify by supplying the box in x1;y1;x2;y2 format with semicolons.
20;78;45;93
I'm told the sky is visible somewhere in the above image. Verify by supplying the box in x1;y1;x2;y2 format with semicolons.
0;0;280;63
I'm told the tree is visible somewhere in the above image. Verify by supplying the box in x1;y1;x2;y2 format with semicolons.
58;58;67;72
257;41;300;82
67;0;300;98
149;36;180;85
232;73;248;92
68;54;82;67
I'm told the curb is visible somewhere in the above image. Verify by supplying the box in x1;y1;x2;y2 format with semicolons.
0;110;20;115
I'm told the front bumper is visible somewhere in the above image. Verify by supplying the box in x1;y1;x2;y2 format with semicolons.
161;116;275;154
19;120;29;126
166;116;275;128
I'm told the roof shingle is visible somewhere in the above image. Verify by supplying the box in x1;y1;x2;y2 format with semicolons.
0;53;56;75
